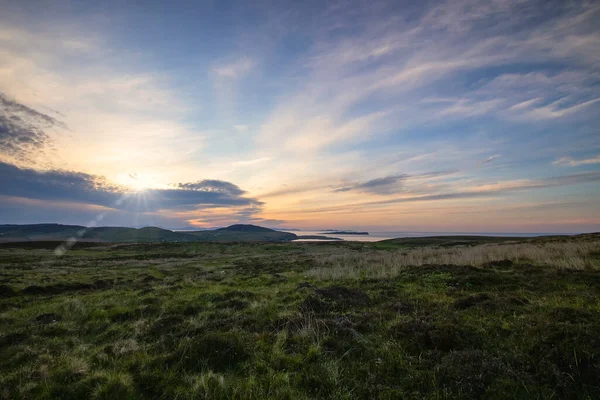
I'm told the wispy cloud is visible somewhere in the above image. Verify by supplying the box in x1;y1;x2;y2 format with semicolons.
521;98;600;120
233;157;271;166
212;58;255;79
481;154;500;165
553;155;600;167
334;174;406;195
273;171;600;216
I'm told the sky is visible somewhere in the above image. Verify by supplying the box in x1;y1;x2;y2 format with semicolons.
0;0;599;233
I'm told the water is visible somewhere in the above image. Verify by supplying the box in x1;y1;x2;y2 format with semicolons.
290;230;573;242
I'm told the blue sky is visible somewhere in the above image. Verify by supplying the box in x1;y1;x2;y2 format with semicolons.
0;0;599;232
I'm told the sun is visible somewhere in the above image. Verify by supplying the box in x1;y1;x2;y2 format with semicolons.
116;173;157;192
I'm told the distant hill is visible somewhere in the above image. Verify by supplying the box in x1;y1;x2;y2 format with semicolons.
0;223;299;243
0;224;87;242
187;224;297;242
217;224;276;233
80;226;199;242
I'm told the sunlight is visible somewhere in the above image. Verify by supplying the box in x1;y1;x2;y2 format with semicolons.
116;173;157;192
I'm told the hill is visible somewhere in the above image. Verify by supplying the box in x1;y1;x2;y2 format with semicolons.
0;224;86;242
0;224;299;243
187;224;297;242
216;224;276;233
80;227;199;242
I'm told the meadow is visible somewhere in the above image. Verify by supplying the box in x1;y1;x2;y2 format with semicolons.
1;234;599;399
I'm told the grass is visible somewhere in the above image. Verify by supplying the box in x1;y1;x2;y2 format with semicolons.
307;239;600;280
0;235;599;399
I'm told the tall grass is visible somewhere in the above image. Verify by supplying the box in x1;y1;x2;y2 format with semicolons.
307;240;600;280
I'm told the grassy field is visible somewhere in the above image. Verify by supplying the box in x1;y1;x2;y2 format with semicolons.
1;235;599;399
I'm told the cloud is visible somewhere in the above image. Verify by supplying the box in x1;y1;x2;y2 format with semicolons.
263;169;459;199
176;179;246;197
212;58;255;79
553;155;600;167
256;0;600;161
334;174;407;195
0;93;65;162
507;97;543;111
0;160;121;206
233;157;271;166
521;98;600;120
0;161;262;213
0;21;204;177
280;171;600;216
482;154;500;164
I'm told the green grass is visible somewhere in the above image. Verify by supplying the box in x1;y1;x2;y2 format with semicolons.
1;236;599;399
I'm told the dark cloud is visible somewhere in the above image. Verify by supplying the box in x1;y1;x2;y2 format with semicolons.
409;169;460;179
333;170;460;195
177;179;246;196
0;161;262;213
334;174;407;194
332;186;352;193
481;155;500;165
0;93;66;162
0;161;120;205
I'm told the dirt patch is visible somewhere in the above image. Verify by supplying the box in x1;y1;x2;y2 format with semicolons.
148;315;186;336
315;286;371;308
454;293;492;309
268;273;288;284
299;295;331;314
174;333;249;372
389;301;416;314
109;310;136;322
549;307;596;324
390;318;481;352
21;281;111;296
436;350;512;397
182;305;203;316
93;279;115;288
487;259;514;267
223;299;250;310
0;284;16;298
33;313;62;324
0;332;29;346
296;282;314;290
222;290;256;300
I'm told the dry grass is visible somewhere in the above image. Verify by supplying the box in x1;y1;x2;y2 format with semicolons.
306;240;600;280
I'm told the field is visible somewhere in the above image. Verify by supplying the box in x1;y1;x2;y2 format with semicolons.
1;235;599;399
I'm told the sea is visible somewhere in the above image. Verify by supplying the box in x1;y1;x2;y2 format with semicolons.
289;230;575;242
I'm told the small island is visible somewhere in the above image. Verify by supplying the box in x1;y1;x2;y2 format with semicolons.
321;231;369;235
296;235;343;241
